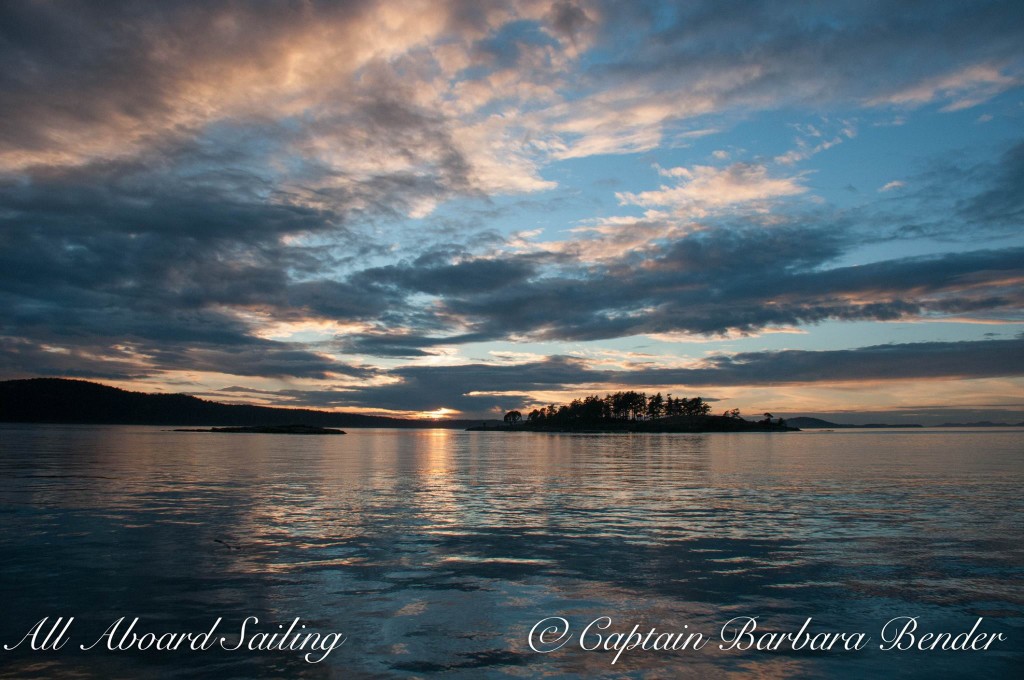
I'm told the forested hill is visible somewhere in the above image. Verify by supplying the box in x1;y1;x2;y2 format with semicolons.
0;378;481;428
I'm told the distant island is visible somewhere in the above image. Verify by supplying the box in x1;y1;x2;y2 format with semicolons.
936;421;1024;428
174;424;345;435
784;417;923;429
0;378;496;429
470;392;798;433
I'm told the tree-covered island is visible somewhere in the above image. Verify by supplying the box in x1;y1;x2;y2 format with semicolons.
468;391;798;433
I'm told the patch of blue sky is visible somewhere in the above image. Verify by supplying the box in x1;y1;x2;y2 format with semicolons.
647;319;1023;355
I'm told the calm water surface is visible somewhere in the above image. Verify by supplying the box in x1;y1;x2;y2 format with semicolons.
0;425;1021;678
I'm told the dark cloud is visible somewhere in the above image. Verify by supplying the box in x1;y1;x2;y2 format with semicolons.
0;1;375;161
215;385;281;395
548;0;593;43
371;215;1022;351
147;343;368;380
275;338;1024;413
352;252;541;296
0;328;367;382
0;336;150;382
588;0;1024;110
0;151;333;240
277;355;597;412
618;338;1024;387
432;227;1024;344
335;332;490;358
959;140;1024;226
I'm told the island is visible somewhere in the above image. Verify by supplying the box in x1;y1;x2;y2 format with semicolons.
174;424;345;435
468;391;799;433
785;417;923;429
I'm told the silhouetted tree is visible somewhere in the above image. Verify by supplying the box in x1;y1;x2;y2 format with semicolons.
690;397;711;416
647;392;664;419
503;410;522;426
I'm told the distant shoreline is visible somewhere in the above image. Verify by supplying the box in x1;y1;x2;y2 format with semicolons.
3;378;1023;430
173;424;346;435
0;378;495;430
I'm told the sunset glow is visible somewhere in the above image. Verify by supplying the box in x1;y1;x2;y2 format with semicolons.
1;1;1022;424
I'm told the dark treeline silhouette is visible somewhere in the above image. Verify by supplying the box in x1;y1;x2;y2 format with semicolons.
518;391;714;426
480;391;801;432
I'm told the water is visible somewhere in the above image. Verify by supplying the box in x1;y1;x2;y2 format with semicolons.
0;425;1021;678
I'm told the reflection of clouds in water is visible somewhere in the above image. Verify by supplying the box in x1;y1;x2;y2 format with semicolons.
0;426;1021;677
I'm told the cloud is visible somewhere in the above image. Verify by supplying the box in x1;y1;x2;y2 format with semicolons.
623;338;1024;387
879;180;905;192
867;63;1020;111
0;0;558;198
535;0;1024;156
958;140;1024;226
617;163;808;216
546;0;596;50
271;338;1024;413
0;332;361;383
436;227;1024;345
352;251;542;296
4;1;1022;182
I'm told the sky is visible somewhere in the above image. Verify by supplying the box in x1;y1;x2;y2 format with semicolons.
1;0;1022;423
